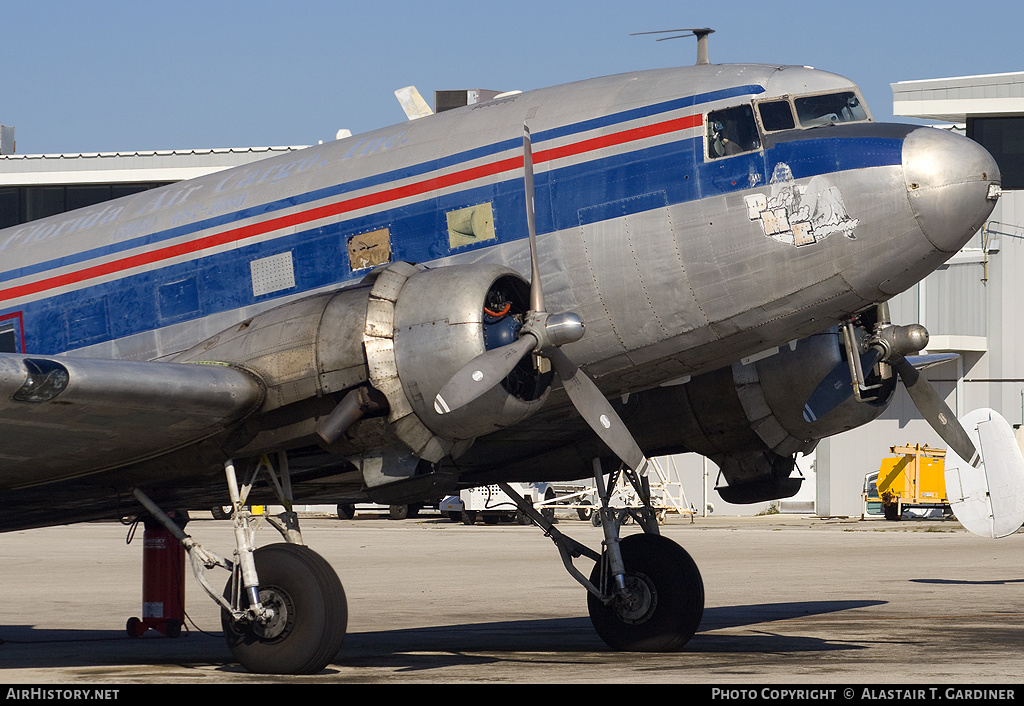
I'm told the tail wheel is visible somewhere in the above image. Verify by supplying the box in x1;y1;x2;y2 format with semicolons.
222;543;347;674
587;533;704;652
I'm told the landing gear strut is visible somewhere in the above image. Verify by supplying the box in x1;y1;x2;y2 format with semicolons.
498;458;704;652
132;453;347;674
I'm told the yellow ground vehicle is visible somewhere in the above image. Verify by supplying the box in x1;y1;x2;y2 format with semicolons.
863;444;949;520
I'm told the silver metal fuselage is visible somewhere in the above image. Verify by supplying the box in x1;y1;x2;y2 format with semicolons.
0;64;996;386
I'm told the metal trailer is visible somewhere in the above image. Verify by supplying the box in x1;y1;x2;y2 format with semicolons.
440;458;696;526
334;501;444;520
535;458;696;524
441;482;555;525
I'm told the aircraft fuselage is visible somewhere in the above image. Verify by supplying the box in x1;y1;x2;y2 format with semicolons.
0;65;995;387
0;63;1000;523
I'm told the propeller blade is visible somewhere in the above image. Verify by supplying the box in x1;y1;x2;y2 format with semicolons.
523;123;544;313
894;357;980;466
434;333;538;414
548;348;647;473
435;125;554;417
803;347;884;422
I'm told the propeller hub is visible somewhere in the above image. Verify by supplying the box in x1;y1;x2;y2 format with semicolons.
544;312;586;347
522;311;586;351
873;323;929;360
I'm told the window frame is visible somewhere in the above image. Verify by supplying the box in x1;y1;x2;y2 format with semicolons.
754;96;797;134
792;89;872;128
704;103;763;161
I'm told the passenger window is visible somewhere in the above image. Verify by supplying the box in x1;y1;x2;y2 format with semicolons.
707;105;760;159
794;91;868;127
0;323;15;353
758;100;796;131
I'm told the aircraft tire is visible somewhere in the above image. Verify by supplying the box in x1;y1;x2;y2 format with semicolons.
222;543;347;675
587;533;704;652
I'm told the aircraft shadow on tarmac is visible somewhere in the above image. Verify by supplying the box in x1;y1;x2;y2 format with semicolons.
0;600;884;672
911;577;1024;585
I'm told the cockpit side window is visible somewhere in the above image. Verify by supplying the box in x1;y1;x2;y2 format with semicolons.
758;100;796;132
707;105;760;159
794;91;868;127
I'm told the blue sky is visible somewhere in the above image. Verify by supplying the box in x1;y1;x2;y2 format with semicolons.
3;0;1022;154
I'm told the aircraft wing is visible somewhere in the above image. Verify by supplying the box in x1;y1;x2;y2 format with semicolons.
906;353;960;371
0;353;264;490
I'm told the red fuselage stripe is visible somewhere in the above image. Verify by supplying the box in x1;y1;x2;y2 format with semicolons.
0;113;702;303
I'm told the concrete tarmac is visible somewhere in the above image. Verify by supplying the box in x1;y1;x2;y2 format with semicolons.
1;511;1022;685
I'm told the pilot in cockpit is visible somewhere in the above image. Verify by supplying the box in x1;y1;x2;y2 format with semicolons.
710;120;744;157
708;105;760;158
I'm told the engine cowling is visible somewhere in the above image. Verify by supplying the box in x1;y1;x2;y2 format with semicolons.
364;262;551;462
634;324;897;503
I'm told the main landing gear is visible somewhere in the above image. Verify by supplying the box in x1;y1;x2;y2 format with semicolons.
499;459;704;652
133;454;347;675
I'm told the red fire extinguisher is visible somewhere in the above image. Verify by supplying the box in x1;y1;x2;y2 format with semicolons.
126;513;187;638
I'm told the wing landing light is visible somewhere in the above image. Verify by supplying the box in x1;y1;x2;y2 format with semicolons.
0;353;263;488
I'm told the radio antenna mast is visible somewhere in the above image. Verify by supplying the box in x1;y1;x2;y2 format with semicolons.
631;27;715;65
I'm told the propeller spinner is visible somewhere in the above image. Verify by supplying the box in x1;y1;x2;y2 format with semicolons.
433;125;648;474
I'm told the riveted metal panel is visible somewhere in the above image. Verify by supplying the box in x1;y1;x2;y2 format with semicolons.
363;336;399;384
250;251;296;297
364;297;396;339
369;261;421;302
316;285;372;394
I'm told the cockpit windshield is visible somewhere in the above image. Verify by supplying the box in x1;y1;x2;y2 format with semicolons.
794;91;868;127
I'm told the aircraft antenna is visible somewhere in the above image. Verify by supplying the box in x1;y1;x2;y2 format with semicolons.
631;27;715;65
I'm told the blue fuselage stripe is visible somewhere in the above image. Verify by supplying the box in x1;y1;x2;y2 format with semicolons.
4;89;909;355
0;85;765;287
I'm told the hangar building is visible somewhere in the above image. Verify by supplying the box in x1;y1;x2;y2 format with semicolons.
813;70;1024;517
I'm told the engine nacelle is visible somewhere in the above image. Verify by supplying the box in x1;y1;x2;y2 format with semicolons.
635;324;896;503
176;261;550;464
364;262;550;462
736;324;897;453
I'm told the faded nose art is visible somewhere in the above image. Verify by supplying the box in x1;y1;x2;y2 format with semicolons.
903;127;1001;253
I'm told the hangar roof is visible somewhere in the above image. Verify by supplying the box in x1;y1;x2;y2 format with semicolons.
892;70;1024;122
0;145;307;185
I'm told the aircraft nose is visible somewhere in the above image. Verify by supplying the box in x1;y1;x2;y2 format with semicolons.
903;127;1001;253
